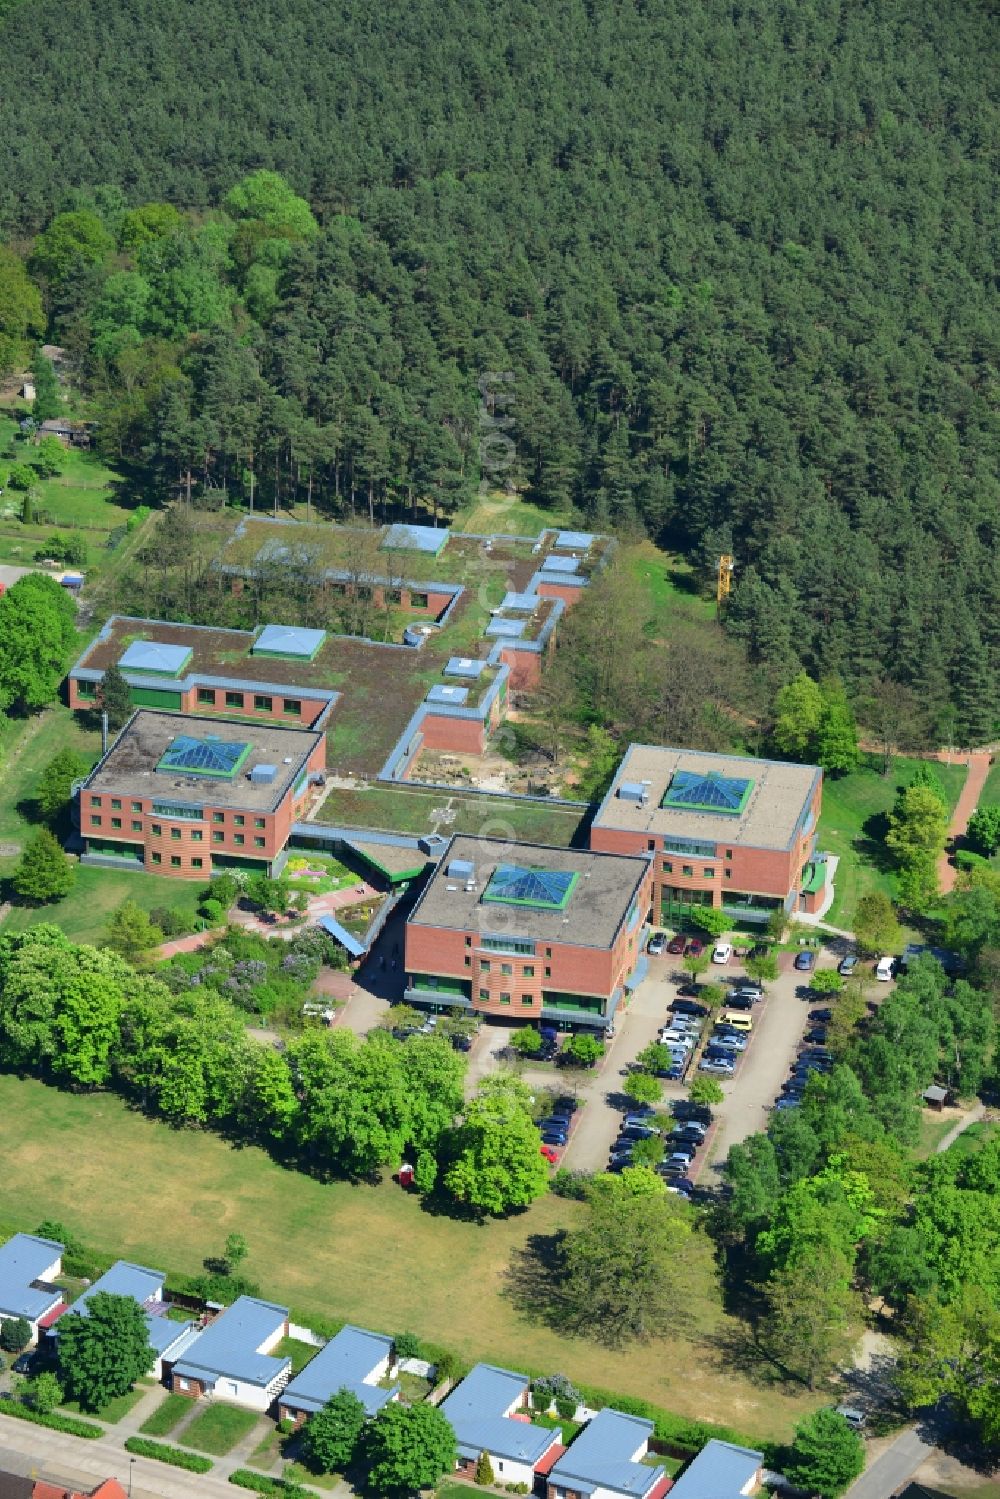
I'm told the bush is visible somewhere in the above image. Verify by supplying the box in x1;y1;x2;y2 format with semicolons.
126;505;152;532
149;905;194;938
229;1471;311;1497
533;1373;581;1416
185;1271;260;1305
124;1437;213;1473
393;1330;421;1360
0;1398;101;1438
550;1167;592;1200
0;1317;31;1352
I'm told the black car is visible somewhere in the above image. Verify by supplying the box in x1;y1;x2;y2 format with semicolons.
670;997;709;1017
809;1008;833;1023
724;993;755;1011
798;1046;832;1061
804;1027;828;1045
551;1096;580;1117
749;943;771;960
450;1033;473;1052
619;1124;658;1140
672;1101;712;1124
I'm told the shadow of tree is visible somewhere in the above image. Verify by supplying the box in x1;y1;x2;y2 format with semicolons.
503;1230;571;1332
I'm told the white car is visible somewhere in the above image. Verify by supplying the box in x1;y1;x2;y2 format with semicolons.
712;942;733;965
875;955;895;981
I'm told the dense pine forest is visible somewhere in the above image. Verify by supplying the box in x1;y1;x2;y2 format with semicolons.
0;0;997;738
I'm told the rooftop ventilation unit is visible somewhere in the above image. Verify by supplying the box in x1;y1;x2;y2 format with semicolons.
447;858;475;880
618;780;648;804
250;764;277;785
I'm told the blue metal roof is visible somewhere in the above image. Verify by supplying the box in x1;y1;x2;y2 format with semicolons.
445;657;487;679
556;531;595;550
501;591;540;612
319;914;366;958
0;1233;63;1323
541;554;580;575
427;684;469;706
486;617;526;639
441;1364;555;1465
172;1295;290;1389
282;1325;397;1416
65;1260;194;1357
549;1408;662;1498
119;639;191;674
253;624;327;658
383;523;449;555
667;1440;764;1499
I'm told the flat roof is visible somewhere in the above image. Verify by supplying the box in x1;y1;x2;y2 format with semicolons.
84;711;321;811
667;1440;763;1499
282;1325;396;1416
173;1295;290;1389
593;744;819;852
441;1364;556;1465
65;1260;194;1356
408;836;649;949
0;1233;63;1323
427;683;469;705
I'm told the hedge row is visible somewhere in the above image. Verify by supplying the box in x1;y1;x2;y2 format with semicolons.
0;1398;102;1439
229;1470;311;1496
573;1384;776;1464
124;1437;213;1473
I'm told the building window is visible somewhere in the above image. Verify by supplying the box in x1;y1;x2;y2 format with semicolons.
225;691;243;708
198;687;215;704
131;802;142;813
283;698;301;716
545;947;552;958
171;828;182;840
151;851;161;864
234;833;245;846
254;695;273;712
111;798;122;810
254;817;265;829
110;816;121;829
91;796;102;807
254;836;265;848
544;966;551;977
647;838;656;851
131;820;142;832
411;591;428;608
523;964;535;977
213;812;224;823
663;860;673;873
704;867;715;878
521;995;533;1005
177;1377;189;1392
682;864;693;877
77;679;96;699
170;855;181;868
234;814;245;826
501;963;513;976
192;857;203;869
90;815;102;827
191;829;203;842
480;960;491;973
463;955;471;966
212;831;224;844
725;849;733;859
479;988;489;1001
151;824;161;837
725;868;732;880
499;993;511;1004
465;936;472;947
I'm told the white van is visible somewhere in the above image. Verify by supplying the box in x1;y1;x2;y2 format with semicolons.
712;941;733;965
875;955;895;981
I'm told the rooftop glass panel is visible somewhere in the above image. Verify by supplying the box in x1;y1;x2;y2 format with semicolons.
661;769;753;816
482;864;579;910
253;624;326;659
119;640;192;676
157;735;252;779
382;523;449;555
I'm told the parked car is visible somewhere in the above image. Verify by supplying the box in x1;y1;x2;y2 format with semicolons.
749;943;771;960
686;938;705;957
798;1045;832;1060
539;1116;571;1135
876;955;895;980
620;1123;658;1140
699;1058;735;1075
667;934;687;955
835;1406;867;1432
552;1096;579;1116
711;941;733;965
709;1035;747;1053
624;1115;661;1132
647;932;667;956
541;1129;569;1146
621;1101;654;1117
665;1148;696;1166
837;954;858;977
669;1128;706;1146
773;1097;801;1111
724;993;755;1011
450;1032;473;1052
794;949;817;971
672;1101;712;1124
718;1011;752;1031
661;1032;695;1049
804;1027;828;1045
728;982;763;1000
669;998;709;1017
809;1007;833;1023
665;1183;693;1197
540;1144;560;1163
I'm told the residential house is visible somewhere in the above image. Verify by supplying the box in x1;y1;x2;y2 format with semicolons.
168;1295;291;1411
32;1482;126;1499
440;1364;562;1487
666;1440;763;1499
59;1260;196;1380
279;1324;399;1428
547;1407;670;1499
0;1233;64;1347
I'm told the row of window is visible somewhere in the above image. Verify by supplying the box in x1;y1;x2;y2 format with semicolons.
197;688;302;715
151;852;204;869
90;815;269;848
478;991;536;1006
464;956;552;976
650;839;735;861
465;937;554;957
658;858;738;880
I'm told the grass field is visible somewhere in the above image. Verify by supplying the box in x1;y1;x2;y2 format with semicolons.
139;1392;191;1437
0;703;102;845
0;862;205;944
181;1401;260;1454
625;542;716;630
819;754;968;928
0;413;133;534
978;761;1000;808
452;492;573;538
61;1387;144;1423
0;1074;822;1441
320;783;587;847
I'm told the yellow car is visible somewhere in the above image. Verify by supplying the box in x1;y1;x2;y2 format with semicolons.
719;1011;753;1031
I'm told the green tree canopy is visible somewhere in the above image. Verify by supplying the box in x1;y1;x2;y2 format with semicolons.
36;747;88;822
364;1400;457;1495
57;1291;152;1410
301;1387;368;1475
442;1079;550;1216
0;573;78;713
11;827;75;904
785;1409;865;1499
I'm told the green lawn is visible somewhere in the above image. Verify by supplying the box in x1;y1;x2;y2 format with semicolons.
625;541;716;630
61;1386;144;1423
819;754;968;928
0;862;205;944
0;414;132;534
277;1335;319;1374
181;1401;261;1455
452;492;573;538
0;704;102;845
139;1391;192;1437
978;761;1000;808
0;1073;823;1441
283;1460;339;1490
321;783;586;847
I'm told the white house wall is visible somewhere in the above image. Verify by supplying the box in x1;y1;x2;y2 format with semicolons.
488;1456;537;1488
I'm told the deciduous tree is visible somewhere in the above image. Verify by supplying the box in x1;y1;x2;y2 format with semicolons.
785;1409;865;1499
12;828;75;903
364;1400;457;1495
301;1387;368;1474
96;664;133;731
37;747;87;822
57;1292;152;1410
442;1082;550;1216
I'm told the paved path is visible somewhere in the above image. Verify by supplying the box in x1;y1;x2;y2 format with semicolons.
934;1100;985;1154
843;1426;935;1499
938;752;991;893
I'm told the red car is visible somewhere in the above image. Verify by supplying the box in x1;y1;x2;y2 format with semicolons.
666;934;686;955
540;1144;560;1164
686;938;705;957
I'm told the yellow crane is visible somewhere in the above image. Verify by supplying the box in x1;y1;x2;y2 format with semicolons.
717;554;734;605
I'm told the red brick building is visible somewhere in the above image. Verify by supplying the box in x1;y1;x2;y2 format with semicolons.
404;836;652;1033
78;711;325;879
590;745;825;926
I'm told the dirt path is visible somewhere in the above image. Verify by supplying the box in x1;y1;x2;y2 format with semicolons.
935;1100;986;1153
938;752;991;893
